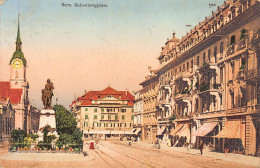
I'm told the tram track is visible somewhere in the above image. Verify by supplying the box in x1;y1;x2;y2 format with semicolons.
93;148;127;168
98;141;167;168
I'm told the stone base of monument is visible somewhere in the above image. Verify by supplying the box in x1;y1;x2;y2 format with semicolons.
37;109;59;141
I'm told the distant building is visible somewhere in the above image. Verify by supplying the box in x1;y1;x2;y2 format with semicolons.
139;71;159;143
70;87;135;138
0;19;31;133
133;90;143;140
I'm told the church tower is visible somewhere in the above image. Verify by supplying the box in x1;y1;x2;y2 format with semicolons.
10;18;27;89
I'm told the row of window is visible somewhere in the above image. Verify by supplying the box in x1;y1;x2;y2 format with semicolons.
160;33;246;85
85;115;134;120
83;122;132;128
84;108;134;113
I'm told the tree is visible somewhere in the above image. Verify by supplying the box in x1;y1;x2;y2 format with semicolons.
54;104;77;135
54;104;82;149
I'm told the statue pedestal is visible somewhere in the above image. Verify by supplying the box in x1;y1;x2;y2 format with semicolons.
37;109;58;141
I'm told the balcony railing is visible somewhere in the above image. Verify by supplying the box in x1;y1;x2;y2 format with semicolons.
226;107;247;114
237;38;246;51
227;43;235;56
196;83;221;94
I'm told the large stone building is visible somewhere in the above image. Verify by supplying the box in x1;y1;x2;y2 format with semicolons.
139;70;159;143
138;0;260;156
0;20;31;133
70;87;135;138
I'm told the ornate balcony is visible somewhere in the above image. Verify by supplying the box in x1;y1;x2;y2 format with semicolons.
236;69;245;80
227;43;235;56
197;83;221;95
236;38;246;51
174;90;190;101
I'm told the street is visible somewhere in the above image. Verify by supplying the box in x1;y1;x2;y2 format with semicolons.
0;140;257;168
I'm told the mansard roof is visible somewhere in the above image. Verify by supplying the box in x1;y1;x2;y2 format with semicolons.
70;87;134;106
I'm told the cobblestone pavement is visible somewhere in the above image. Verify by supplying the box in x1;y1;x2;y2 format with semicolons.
0;140;259;168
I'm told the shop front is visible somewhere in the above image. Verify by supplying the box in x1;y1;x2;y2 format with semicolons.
215;119;246;154
170;123;190;147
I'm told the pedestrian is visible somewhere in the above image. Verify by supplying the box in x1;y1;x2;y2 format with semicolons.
199;140;204;155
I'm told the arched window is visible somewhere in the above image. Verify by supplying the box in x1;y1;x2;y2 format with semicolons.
214;46;217;63
208;49;211;62
230;35;236;45
220;42;224;56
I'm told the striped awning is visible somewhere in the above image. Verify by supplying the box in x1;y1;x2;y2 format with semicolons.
175;124;190;137
215;120;245;139
192;122;218;137
170;124;184;136
134;128;142;135
157;125;166;135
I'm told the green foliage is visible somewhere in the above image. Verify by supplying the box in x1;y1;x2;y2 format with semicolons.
199;83;210;92
72;128;83;144
181;88;190;94
240;28;246;40
54;104;82;149
169;115;176;121
54;104;77;135
11;130;27;142
26;134;39;141
43;127;49;143
240;59;246;70
213;83;221;89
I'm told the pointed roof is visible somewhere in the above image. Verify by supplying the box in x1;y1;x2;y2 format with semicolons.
16;20;22;43
98;87;120;95
10;16;26;66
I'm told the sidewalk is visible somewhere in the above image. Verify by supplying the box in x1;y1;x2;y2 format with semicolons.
129;141;260;168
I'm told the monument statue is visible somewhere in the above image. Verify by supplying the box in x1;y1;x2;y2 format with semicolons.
42;79;54;109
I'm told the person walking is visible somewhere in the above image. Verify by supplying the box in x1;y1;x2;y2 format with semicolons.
199;140;204;155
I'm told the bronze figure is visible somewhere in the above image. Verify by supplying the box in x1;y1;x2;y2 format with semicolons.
42;79;54;109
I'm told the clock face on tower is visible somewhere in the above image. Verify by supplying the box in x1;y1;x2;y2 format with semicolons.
12;59;23;69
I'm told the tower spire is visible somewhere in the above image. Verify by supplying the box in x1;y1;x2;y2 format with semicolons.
16;14;22;44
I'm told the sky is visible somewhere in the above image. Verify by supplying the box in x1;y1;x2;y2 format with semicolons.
0;0;223;109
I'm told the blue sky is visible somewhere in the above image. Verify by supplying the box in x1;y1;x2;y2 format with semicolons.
0;0;223;109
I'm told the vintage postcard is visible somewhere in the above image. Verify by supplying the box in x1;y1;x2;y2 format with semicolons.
0;0;259;167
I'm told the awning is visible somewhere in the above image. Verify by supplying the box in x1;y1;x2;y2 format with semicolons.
170;124;184;136
84;130;111;134
124;131;135;135
157;125;166;135
192;122;218;137
175;124;190;138
134;128;142;135
215;120;245;139
111;131;125;134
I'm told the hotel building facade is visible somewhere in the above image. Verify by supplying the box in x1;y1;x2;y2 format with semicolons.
137;0;260;156
70;87;136;137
